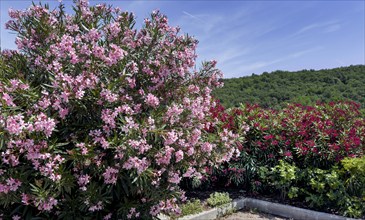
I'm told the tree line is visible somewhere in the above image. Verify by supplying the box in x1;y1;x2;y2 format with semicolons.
213;65;365;109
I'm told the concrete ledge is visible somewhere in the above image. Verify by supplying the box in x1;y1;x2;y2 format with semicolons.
159;197;360;220
244;198;357;220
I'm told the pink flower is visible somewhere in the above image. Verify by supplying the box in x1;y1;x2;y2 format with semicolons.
59;108;69;119
123;157;149;174
189;128;201;145
105;22;121;39
175;150;184;162
101;109;118;129
100;89;118;103
75;89;85;99
121;117;139;133
128;139;152;154
103;213;112;220
8;8;21;19
187;147;195;156
59;35;74;52
164;130;178;145
102;167;119;185
164;104;183;124
2;93;16;107
168;172;181;184
188;85;200;93
89;201;103;212
34;113;56;137
36;197;58;211
77;143;89;155
183;167;196;178
77;174;90;190
156;147;174;165
12;215;21;220
201;142;213;153
150;204;161;216
105;44;126;66
145;93;160;108
85;28;101;41
6;178;21;191
92;45;105;59
38;97;51;109
6;114;25;135
22;193;31;205
126;77;136;88
0;178;21;194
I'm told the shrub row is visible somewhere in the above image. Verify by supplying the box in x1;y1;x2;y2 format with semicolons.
203;101;365;218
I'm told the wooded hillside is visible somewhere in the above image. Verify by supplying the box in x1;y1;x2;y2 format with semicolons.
214;65;365;109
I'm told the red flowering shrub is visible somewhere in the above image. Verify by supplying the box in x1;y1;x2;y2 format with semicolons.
0;1;238;219
206;101;365;190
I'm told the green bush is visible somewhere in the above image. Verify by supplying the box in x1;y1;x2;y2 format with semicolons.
300;167;343;208
180;200;204;217
259;160;298;199
259;158;365;218
339;157;365;217
341;156;365;197
206;192;232;207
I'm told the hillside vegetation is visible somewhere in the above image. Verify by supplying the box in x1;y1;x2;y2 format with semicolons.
214;65;365;109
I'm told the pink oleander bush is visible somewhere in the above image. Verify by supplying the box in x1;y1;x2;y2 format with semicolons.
0;1;239;219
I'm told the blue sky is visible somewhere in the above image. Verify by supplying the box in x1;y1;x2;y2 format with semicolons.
1;0;364;78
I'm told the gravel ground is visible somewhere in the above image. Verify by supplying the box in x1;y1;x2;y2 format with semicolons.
219;209;289;220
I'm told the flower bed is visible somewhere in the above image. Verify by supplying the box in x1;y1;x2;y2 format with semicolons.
197;101;365;218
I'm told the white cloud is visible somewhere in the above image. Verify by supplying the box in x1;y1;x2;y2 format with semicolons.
291;20;340;37
179;11;224;33
288;46;323;58
182;11;205;23
234;59;284;73
225;46;323;77
323;24;341;33
214;47;251;64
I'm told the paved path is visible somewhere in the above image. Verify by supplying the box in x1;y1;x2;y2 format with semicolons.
220;209;288;220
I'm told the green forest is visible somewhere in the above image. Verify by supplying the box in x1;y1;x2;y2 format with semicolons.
213;65;365;109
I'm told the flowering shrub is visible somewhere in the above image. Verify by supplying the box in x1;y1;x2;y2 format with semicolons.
0;1;238;218
205;101;365;190
198;101;365;217
241;101;364;167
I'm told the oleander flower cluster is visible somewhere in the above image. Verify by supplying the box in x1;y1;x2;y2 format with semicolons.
0;1;239;218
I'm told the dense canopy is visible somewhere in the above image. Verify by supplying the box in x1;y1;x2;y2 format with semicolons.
214;65;365;109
